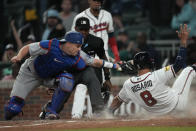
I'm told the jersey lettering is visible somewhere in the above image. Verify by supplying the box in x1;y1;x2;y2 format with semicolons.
90;22;108;33
131;80;152;93
140;90;157;106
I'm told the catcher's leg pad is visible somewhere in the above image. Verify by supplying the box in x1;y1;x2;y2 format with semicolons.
58;72;74;92
4;96;25;120
47;72;74;115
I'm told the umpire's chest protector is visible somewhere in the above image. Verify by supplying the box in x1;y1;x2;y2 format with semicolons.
34;39;86;78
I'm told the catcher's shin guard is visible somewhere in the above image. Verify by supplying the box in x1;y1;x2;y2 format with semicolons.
43;87;71;120
4;96;25;120
39;100;61;120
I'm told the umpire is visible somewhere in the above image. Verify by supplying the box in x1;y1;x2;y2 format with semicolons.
40;17;112;119
71;17;113;118
72;17;113;117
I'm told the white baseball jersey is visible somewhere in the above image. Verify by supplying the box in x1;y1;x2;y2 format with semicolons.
71;8;114;51
118;65;179;115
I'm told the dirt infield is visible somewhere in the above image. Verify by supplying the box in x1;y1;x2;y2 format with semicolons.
0;117;196;131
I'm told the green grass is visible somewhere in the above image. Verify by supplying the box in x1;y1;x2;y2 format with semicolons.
45;127;196;131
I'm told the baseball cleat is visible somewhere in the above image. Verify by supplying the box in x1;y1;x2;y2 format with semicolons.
45;112;60;120
39;101;51;119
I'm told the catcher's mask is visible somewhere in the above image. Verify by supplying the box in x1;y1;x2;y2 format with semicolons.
133;52;155;70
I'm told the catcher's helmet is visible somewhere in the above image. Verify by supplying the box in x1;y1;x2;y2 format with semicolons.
133;52;154;70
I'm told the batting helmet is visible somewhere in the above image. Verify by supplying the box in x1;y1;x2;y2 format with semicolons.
133;52;154;70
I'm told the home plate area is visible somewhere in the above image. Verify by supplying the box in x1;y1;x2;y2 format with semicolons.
0;117;196;131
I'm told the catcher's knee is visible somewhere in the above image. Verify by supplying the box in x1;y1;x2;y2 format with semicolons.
58;73;74;92
4;96;25;120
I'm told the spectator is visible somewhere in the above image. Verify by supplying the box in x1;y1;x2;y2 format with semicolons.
1;44;16;81
18;8;42;42
59;0;77;31
109;0;124;31
2;44;16;63
171;0;196;38
42;9;66;40
1;67;13;81
145;0;174;26
116;31;134;61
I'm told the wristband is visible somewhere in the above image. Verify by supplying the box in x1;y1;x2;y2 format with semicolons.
102;60;105;68
103;61;114;69
112;63;117;69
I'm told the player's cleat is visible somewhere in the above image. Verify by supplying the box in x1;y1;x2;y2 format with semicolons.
39;101;51;119
45;110;60;120
39;101;60;120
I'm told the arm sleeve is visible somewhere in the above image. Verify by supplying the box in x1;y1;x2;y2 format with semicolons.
173;47;186;73
29;41;49;56
118;79;131;103
108;33;120;61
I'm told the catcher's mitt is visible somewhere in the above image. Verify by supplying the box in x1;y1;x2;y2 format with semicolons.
119;60;137;75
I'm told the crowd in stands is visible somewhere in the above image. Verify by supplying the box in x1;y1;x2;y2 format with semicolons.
0;0;196;80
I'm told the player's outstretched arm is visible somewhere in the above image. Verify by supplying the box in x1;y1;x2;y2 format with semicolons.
93;59;121;70
11;45;30;63
80;50;121;70
173;24;190;73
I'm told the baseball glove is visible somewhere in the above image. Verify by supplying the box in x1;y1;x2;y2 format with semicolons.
119;60;137;75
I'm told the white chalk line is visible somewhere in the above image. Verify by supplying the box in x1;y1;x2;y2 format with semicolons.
0;120;77;128
0;118;155;129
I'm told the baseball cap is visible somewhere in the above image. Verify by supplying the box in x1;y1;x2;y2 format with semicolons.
5;44;14;50
27;34;35;41
47;9;59;18
60;31;84;45
76;17;90;30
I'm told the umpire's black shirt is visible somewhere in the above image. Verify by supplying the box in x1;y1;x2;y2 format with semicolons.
82;34;105;58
